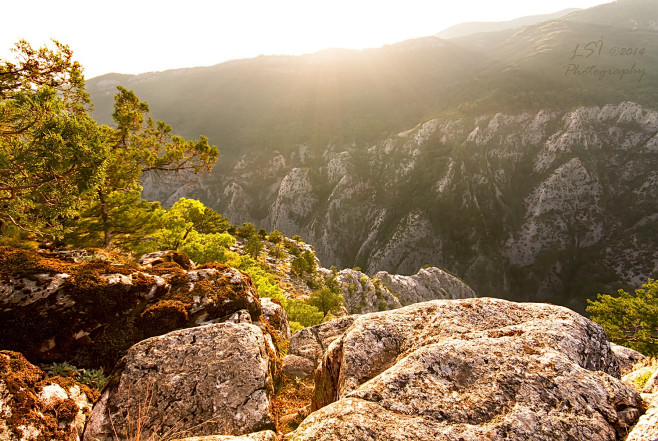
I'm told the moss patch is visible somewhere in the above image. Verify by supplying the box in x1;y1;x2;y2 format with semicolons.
0;350;92;441
0;247;267;374
137;300;189;337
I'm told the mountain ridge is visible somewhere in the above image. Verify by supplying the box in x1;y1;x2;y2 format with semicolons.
435;7;580;39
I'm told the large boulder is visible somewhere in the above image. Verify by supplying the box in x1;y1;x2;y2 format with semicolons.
0;247;167;367
83;323;277;441
609;343;646;376
282;315;357;380
0;350;96;441
0;247;261;370
335;267;476;314
288;298;642;441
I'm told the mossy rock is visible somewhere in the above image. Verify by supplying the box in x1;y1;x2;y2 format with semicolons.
136;300;189;337
0;247;264;372
138;250;193;270
0;247;169;369
0;350;96;441
169;262;263;323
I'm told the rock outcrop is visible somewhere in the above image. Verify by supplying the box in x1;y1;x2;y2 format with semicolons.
282;316;357;380
0;350;96;441
374;267;476;306
83;323;277;441
626;393;658;441
287;298;642;441
0;247;262;370
261;298;292;340
335;269;400;314
335;267;476;314
610;343;646;376
619;354;658;441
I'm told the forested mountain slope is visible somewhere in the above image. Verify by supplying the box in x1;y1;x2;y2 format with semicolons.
87;0;658;311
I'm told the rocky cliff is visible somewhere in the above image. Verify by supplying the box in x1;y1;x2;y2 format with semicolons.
144;102;658;311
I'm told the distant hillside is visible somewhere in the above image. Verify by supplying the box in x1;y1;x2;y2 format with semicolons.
435;8;580;39
87;0;658;312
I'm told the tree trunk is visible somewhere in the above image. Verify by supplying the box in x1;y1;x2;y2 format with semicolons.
98;190;112;249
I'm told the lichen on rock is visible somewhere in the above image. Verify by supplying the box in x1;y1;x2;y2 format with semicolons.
82;323;277;441
289;298;643;441
0;247;264;371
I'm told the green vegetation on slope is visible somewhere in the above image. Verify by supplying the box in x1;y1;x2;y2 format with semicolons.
0;40;341;336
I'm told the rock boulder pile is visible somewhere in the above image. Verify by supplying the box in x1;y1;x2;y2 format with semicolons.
288;298;643;441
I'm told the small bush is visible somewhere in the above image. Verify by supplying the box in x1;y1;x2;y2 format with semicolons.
45;362;80;378
78;368;108;391
587;279;658;356
308;288;344;316
268;230;284;243
286;300;324;328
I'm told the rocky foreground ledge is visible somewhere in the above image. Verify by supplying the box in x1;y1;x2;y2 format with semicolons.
1;245;656;441
290;298;646;441
79;297;649;441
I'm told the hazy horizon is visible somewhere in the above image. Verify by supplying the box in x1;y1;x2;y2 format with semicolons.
1;0;610;79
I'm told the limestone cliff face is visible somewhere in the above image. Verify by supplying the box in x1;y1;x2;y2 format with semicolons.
143;102;658;311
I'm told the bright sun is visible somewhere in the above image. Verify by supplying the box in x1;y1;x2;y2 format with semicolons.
0;0;611;78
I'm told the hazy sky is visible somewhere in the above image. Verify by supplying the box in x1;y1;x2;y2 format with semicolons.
1;0;611;79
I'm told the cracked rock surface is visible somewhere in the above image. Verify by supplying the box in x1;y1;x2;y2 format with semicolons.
83;323;276;441
282;315;357;380
287;298;642;441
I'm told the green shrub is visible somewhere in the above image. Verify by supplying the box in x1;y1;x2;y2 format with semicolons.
236;222;257;239
78;368;108;391
45;362;80;378
308;287;344;316
244;235;264;258
286;300;324;328
179;232;235;264
291;250;317;277
44;362;108;391
587;279;658;356
268;230;284;243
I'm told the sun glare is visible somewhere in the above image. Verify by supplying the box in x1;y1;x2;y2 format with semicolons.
0;0;611;78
